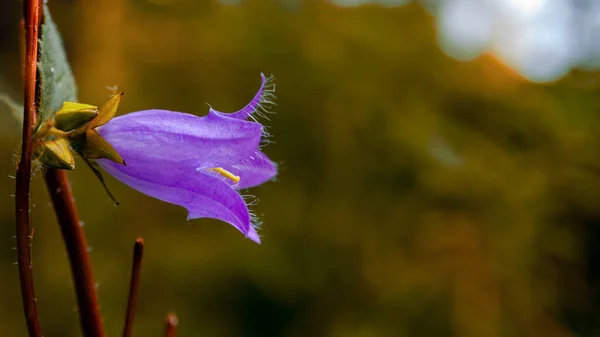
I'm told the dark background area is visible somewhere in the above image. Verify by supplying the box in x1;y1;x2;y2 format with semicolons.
2;1;600;336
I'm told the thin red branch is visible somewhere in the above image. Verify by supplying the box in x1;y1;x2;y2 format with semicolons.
165;313;178;337
15;0;42;336
45;169;105;337
122;237;145;337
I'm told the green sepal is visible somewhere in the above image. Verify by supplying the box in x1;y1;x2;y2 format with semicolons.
81;129;126;165
37;138;75;170
87;92;123;129
54;102;98;131
83;158;119;205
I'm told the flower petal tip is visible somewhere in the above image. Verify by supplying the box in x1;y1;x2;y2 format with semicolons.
186;211;260;243
212;73;276;121
247;228;262;244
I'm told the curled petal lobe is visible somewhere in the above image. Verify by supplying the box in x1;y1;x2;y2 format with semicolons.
247;227;261;244
98;109;263;169
98;159;259;243
212;73;275;121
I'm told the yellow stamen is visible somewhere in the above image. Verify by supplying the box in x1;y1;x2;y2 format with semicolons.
211;167;240;183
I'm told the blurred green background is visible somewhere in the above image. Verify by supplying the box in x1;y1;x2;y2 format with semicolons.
2;1;600;336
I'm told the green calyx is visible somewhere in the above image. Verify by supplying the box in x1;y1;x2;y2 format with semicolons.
32;93;126;171
54;102;98;131
35;138;75;170
34;5;122;205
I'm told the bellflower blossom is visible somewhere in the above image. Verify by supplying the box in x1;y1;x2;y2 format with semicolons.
96;74;276;243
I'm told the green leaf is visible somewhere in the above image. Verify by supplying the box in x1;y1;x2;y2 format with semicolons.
38;4;77;130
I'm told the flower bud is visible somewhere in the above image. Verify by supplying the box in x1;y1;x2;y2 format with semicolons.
54;102;98;131
37;138;75;170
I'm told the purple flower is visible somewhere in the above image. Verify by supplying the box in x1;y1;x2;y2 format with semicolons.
96;74;277;243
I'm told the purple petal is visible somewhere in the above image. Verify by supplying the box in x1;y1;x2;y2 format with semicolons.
200;151;277;190
247;227;261;244
98;159;260;243
99;109;263;169
229;151;277;190
212;73;275;121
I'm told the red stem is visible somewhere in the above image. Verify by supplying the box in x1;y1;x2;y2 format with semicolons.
15;1;42;336
165;313;178;337
45;169;105;337
122;237;145;337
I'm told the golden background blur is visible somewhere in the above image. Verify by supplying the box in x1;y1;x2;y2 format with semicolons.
2;1;600;336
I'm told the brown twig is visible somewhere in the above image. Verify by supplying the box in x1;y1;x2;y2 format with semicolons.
15;1;42;336
165;313;178;337
122;237;145;337
45;169;105;337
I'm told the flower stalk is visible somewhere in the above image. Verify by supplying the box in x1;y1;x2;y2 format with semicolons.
122;237;145;337
29;4;107;335
15;0;43;336
45;169;105;337
165;313;178;337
